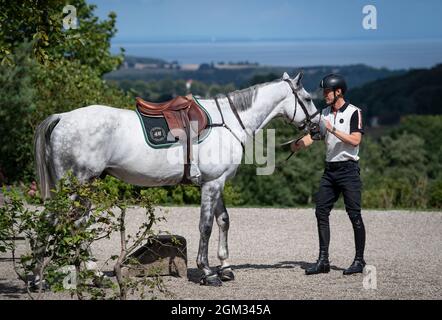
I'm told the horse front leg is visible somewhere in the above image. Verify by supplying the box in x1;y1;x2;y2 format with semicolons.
196;180;223;286
215;196;235;281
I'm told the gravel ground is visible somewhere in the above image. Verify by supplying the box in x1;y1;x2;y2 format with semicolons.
1;207;441;300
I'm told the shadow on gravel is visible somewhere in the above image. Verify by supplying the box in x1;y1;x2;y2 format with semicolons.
0;281;27;299
186;261;345;283
187;268;203;284
231;261;345;272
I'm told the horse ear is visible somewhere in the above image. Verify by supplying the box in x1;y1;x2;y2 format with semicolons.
282;72;290;80
293;71;304;86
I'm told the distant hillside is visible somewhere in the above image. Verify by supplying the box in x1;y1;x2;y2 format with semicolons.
106;56;403;91
123;56;168;67
347;64;442;125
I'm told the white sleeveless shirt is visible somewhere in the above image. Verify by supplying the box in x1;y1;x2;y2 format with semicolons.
319;102;364;162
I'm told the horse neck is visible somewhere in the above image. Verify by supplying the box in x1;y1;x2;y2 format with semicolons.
240;81;289;133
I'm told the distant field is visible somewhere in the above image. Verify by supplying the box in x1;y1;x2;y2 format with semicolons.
105;62;403;89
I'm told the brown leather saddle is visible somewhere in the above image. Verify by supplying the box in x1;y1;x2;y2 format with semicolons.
136;95;208;136
136;95;208;184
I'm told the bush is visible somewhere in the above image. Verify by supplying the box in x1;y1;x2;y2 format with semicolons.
428;178;442;208
0;172;168;300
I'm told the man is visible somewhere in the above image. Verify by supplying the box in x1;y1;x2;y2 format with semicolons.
291;74;366;275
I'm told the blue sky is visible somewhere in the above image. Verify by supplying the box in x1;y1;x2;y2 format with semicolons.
90;0;442;42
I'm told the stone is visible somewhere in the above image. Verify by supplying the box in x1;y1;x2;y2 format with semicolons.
122;234;187;278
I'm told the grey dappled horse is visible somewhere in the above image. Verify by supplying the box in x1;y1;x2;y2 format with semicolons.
34;72;319;286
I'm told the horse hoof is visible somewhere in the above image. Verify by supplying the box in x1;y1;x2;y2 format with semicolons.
217;267;235;282
200;274;223;287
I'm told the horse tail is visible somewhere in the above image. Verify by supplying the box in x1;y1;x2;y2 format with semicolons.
34;114;61;200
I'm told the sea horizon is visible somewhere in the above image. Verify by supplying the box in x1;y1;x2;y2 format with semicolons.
111;38;442;70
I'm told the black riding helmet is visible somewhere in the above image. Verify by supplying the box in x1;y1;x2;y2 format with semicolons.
319;74;347;95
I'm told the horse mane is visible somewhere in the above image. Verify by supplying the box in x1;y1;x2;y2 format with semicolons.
216;78;283;111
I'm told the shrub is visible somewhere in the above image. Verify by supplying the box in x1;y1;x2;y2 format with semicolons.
0;172;168;300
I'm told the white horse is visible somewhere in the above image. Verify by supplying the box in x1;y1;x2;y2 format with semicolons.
34;71;319;286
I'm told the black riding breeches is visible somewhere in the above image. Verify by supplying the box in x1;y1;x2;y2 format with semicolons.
314;161;365;259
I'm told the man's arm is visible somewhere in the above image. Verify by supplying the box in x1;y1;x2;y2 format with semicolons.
331;129;362;147
324;109;364;147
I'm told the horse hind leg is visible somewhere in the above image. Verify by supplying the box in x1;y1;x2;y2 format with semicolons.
214;197;235;282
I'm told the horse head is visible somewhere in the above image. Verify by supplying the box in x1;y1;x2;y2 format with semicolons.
279;71;320;131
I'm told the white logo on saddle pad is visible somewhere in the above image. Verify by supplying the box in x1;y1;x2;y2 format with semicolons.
149;127;166;141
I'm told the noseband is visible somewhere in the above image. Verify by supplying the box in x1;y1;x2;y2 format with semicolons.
284;79;320;132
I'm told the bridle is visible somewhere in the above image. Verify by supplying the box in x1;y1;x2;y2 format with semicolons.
283;79;320;131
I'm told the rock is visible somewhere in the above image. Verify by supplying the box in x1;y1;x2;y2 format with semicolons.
122;234;187;278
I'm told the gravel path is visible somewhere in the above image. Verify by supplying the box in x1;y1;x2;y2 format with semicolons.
1;207;441;300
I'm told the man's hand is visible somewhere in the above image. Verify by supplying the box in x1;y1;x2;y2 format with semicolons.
325;120;333;132
290;134;314;153
290;140;304;153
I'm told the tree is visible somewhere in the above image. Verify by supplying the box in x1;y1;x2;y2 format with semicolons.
391;115;442;179
361;132;429;208
0;1;131;182
0;0;123;74
0;43;37;182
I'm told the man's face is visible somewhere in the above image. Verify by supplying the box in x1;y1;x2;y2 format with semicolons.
323;88;341;105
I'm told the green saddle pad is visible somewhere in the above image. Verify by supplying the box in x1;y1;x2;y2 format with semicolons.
136;97;212;149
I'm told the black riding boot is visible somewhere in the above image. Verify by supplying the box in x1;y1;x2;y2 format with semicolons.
343;215;366;275
306;210;331;275
343;258;366;275
305;250;330;275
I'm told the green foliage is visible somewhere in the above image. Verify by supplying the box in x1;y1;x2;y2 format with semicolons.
360;124;435;208
0;43;37;182
232;118;324;207
0;188;26;254
390;115;442;179
428;178;442;208
0;172;168;300
223;183;244;206
140;188;168;205
232;115;442;209
246;73;280;87
347;64;442;124
0;0;130;182
0;0;123;73
0;46;133;182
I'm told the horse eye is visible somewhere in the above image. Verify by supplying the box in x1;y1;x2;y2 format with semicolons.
306;97;312;102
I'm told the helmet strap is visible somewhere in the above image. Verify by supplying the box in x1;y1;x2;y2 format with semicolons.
330;90;343;108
